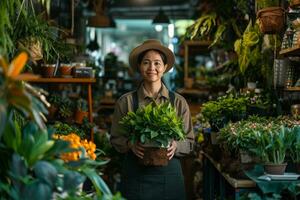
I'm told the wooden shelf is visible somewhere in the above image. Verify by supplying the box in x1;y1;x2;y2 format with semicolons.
279;46;300;57
183;40;212;80
20;75;96;141
285;87;300;91
177;88;210;96
20;77;96;83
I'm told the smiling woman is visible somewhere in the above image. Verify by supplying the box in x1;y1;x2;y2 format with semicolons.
110;39;194;200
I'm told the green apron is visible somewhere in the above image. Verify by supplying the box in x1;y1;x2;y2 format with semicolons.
120;152;186;200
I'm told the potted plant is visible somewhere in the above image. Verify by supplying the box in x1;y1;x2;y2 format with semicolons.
120;102;186;166
0;52;121;199
256;0;284;34
288;126;300;173
289;0;300;8
252;126;294;175
41;63;56;78
58;98;74;122
59;63;73;77
75;98;89;124
48;93;62;120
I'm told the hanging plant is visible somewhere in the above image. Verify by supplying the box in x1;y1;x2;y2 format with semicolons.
234;20;262;74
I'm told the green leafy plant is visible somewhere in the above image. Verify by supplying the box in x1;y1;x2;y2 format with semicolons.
187;13;217;40
219;116;298;164
201;93;247;130
256;0;280;10
58;98;73;119
288;126;300;163
120;102;185;147
252;126;294;164
234;20;262;74
52;121;86;139
76;98;88;112
0;52;123;199
49;93;62;107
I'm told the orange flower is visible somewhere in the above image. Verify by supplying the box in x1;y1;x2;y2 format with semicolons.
53;133;97;162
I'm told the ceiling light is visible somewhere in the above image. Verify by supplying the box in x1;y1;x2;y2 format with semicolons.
152;8;170;25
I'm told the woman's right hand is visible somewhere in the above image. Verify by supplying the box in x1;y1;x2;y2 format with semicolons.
128;141;144;159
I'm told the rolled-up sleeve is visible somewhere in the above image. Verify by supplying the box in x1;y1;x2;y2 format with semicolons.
174;96;194;156
110;97;131;153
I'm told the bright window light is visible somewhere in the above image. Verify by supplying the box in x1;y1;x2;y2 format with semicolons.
155;25;163;32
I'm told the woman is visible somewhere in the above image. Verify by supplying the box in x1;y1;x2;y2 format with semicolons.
110;39;194;200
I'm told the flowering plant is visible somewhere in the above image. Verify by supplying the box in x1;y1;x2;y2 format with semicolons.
53;133;96;161
219;116;300;164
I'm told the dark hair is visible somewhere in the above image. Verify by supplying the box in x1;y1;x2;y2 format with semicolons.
137;49;167;65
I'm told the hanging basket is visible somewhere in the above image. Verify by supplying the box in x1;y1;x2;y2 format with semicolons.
290;0;300;8
257;7;284;34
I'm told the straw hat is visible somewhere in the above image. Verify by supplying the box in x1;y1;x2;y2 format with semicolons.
129;39;175;72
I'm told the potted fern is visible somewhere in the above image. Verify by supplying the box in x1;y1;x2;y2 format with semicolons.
120;102;186;166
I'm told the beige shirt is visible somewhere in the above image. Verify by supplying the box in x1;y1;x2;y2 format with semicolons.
110;83;194;156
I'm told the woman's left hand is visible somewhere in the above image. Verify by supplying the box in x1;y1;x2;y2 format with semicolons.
167;140;177;160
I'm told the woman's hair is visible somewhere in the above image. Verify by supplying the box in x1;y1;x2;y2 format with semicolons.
137;49;167;65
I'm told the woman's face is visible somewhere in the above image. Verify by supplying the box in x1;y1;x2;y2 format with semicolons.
138;50;167;84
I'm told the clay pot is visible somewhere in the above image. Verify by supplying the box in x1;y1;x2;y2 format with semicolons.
264;163;287;175
139;147;168;166
290;0;300;8
41;64;56;78
47;105;58;120
75;110;89;124
59;64;73;77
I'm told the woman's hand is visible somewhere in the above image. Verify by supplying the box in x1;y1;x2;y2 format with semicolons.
128;141;144;159
167;140;177;160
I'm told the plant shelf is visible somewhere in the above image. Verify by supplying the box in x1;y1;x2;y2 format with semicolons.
19;76;96;141
279;46;300;57
284;87;300;91
20;77;96;83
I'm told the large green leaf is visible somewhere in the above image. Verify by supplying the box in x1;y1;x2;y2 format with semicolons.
63;170;85;192
33;161;57;188
23;181;52;200
82;168;112;196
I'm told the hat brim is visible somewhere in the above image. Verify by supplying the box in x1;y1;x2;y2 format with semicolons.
129;42;175;72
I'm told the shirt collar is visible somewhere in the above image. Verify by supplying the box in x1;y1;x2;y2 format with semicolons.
137;82;169;100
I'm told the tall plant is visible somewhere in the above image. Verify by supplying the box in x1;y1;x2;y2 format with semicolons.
0;52;123;199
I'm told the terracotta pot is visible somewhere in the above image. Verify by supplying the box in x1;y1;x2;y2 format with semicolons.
139;147;168;166
47;105;58;120
257;7;284;34
59;64;73;77
290;0;300;8
264;163;287;175
184;78;194;89
75;110;89;124
41;64;56;78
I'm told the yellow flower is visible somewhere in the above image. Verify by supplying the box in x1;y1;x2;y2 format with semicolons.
53;133;97;161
